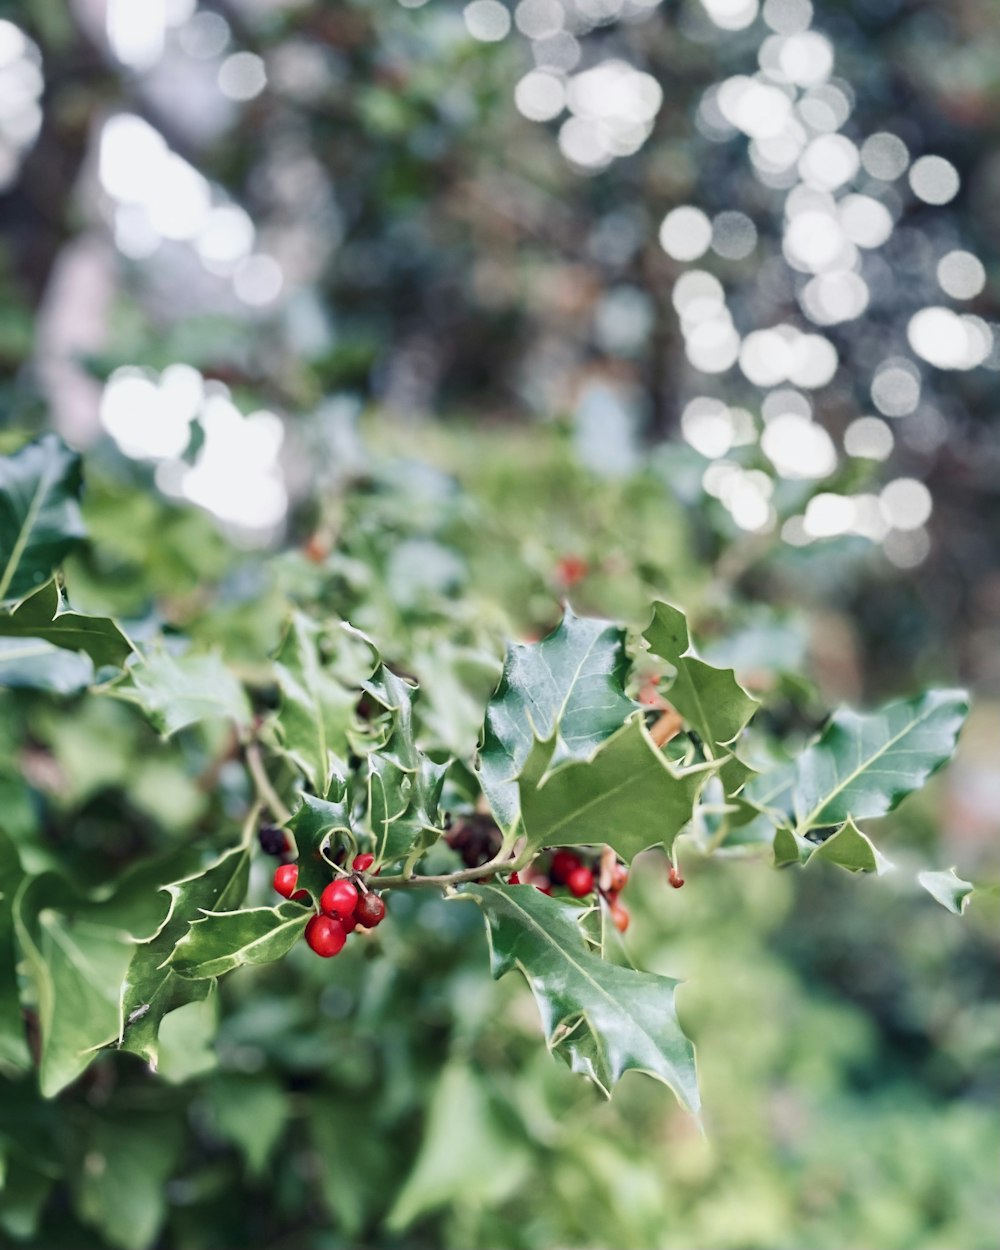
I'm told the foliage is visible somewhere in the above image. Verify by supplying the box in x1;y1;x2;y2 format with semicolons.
0;430;995;1249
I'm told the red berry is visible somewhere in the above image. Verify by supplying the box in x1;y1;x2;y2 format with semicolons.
340;911;358;935
355;892;386;928
611;902;630;933
508;871;521;885
550;850;581;885
556;555;588;587
567;866;595;898
668;866;685;889
290;889;311;904
273;864;299;898
352;853;375;873
320;879;359;919
305;914;346;957
532;876;553;896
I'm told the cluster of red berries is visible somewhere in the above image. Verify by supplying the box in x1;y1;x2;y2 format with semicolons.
512;850;632;932
274;853;386;958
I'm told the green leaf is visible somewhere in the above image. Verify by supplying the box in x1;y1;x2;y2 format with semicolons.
773;825;810;868
206;1075;290;1176
459;883;700;1108
918;867;974;915
122;648;251;737
387;1062;531;1231
168;902;310;980
156;997;219;1083
71;1116;182;1250
0;636;94;693
0;435;87;604
13;874;137;1097
644;601;759;760
273;613;359;790
519;718;715;861
0;1163;55;1240
0;829;30;1069
368;752;447;867
284;788;354;895
119;842;250;1068
793;690;969;832
479;608;639;831
806;818;893;875
0;579;133;670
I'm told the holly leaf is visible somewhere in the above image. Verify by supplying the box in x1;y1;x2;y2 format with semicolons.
119;842;250;1068
168;902;311;979
273;613;359;790
518;718;715;861
0;579;133;670
459;883;699;1108
121;649;251;737
792;690;968;832
918;867;974;915
0;435;87;604
368;752;447;867
805;818;893;875
13;874;137;1097
0;829;30;1069
479;608;638;832
362;662;422;771
0;636;94;693
284;788;354;896
643;601;759;760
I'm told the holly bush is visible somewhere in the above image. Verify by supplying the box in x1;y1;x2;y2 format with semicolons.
0;427;995;1250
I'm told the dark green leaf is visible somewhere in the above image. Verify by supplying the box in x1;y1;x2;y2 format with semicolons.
168;902;311;980
806;818;892;874
0;579;133;669
519;718;714;861
793;690;969;831
119;842;250;1068
0;829;30;1069
0;435;86;604
459;883;700;1108
479;608;638;832
644;601;759;760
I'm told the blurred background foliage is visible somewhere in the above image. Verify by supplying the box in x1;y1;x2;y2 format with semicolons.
0;0;998;1248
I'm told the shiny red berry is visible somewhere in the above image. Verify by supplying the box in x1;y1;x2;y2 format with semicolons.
305;914;346;957
550;850;581;885
320;879;359;919
567;866;595;898
668;866;685;889
273;864;299;898
355;892;386;928
352;853;375;873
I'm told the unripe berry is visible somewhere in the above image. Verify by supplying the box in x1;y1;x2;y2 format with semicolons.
609;863;629;893
355;892;386;928
273;864;299;898
259;824;291;857
668;866;685;889
305;914;346;957
321;879;359;920
352;853;375;873
567;865;595;898
550;850;581;885
610;902;630;933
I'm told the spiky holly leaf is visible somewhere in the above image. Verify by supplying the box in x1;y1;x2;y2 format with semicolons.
368;752;447;867
792;690;968;832
478;608;638;832
119;843;250;1068
0;579;133;670
459;883;699;1108
0;435;87;605
272;613;360;791
806;818;893;875
918;867;974;915
643;601;759;762
119;649;251;737
284;787;355;896
518;718;715;861
168;902;310;980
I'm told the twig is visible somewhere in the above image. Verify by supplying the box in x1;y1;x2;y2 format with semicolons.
245;742;292;825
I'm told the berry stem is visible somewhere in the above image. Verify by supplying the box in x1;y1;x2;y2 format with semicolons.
245;742;292;825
